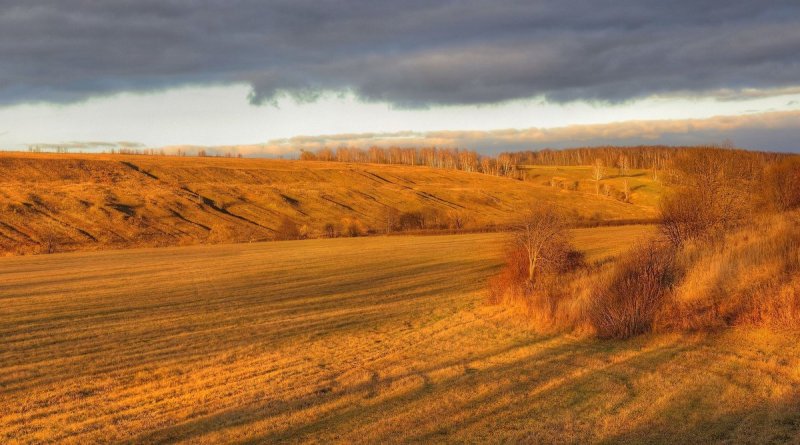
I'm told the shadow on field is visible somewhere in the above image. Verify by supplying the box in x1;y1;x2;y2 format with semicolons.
601;395;800;444
122;335;556;444
6;233;800;444
124;331;800;444
124;338;689;443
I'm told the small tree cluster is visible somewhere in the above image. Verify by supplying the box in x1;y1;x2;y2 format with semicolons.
274;217;302;241
660;149;758;245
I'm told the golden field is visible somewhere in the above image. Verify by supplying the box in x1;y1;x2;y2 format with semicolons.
0;152;658;255
3;227;800;444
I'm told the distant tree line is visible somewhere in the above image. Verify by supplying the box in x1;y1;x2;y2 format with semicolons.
301;146;484;172
299;144;792;180
27;145;244;158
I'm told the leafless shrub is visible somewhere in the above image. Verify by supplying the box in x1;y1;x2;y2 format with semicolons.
659;188;710;246
589;239;676;339
323;222;337;238
342;217;366;237
398;211;424;231
448;210;470;231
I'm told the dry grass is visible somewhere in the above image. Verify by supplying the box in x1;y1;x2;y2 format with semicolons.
3;228;800;444
0;152;659;255
659;211;800;330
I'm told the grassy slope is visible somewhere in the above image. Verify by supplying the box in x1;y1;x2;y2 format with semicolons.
0;153;658;255
3;226;799;444
519;164;665;209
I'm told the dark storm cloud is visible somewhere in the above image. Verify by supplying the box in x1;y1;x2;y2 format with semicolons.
2;1;800;106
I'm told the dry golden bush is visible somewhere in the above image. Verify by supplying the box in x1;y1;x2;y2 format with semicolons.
487;246;528;305
341;217;367;237
488;244;593;333
588;239;676;339
275;216;302;240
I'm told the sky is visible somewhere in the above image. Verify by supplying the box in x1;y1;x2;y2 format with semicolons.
1;1;800;155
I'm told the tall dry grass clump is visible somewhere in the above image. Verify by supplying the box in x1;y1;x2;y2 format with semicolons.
764;156;800;212
487;246;528;305
657;212;800;330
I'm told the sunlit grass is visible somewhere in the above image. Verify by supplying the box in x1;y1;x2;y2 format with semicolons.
2;227;799;443
518;164;665;209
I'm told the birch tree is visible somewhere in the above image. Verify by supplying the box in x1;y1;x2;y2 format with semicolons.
592;158;605;194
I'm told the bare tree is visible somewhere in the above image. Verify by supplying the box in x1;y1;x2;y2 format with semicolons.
511;206;569;284
592;158;605;194
480;157;494;175
383;207;400;233
323;222;337;238
448;210;470;231
498;154;514;176
617;154;629;177
622;179;630;202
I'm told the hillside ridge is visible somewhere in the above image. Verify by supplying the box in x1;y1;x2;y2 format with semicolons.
0;152;659;255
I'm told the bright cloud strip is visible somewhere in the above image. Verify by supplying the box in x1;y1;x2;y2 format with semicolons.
162;110;800;157
1;84;800;153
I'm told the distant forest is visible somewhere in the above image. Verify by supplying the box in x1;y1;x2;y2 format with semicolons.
300;145;793;179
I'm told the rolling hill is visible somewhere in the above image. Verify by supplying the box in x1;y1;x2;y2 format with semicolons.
0;152;660;255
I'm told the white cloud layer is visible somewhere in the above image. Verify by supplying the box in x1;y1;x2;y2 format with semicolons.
165;110;800;156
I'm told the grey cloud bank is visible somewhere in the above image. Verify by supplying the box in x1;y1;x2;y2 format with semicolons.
2;1;800;107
